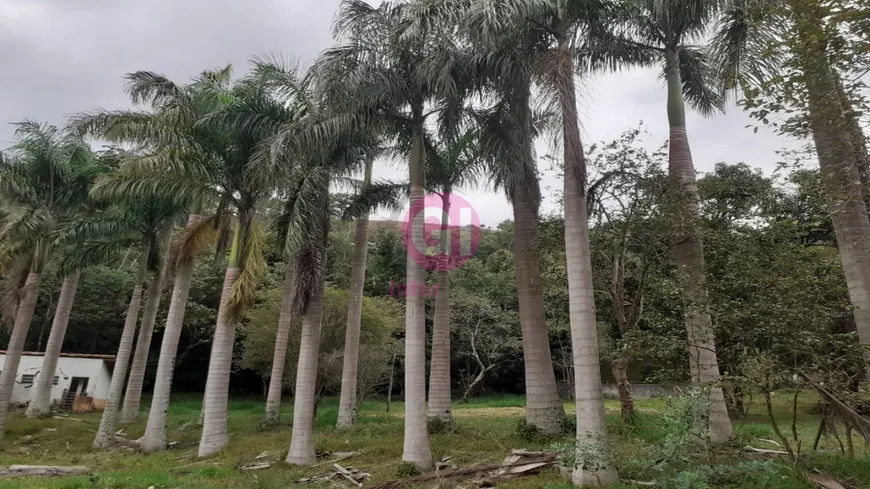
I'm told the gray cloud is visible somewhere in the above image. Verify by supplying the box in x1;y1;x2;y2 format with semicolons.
0;0;796;225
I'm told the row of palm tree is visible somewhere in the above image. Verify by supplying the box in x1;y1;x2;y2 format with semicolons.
0;0;866;486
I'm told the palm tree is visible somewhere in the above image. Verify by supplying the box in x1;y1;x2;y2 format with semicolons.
72;69;231;445
250;52;386;454
194;64;306;457
72;194;187;448
336;155;374;429
26;149;119;418
446;5;569;434
0;122;98;438
711;0;870;383
618;0;733;441
313;0;473;468
262;262;297;426
25;271;80;417
424;131;481;423
284;170;332;465
120;241;169;424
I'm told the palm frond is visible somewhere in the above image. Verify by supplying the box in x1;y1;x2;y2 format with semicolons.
177;212;233;262
223;218;268;322
340;179;409;220
676;46;725;116
709;0;783;94
69;110;190;148
125;71;192;111
58;236;137;275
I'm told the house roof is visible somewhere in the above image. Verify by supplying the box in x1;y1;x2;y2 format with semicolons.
0;351;116;361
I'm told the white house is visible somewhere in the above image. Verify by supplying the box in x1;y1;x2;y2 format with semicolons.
0;351;114;412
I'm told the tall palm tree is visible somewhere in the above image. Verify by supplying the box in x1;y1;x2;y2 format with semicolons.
72;69;231;444
120;241;169;424
336;155;373;429
424;131;481;423
262;262;297;426
453;6;569;435
73;194;187;448
0;122;98;438
26;149;120;418
334;155;407;429
619;0;733;441
313;0;472;468
25;271;80;417
253;53;385;451
285;170;332;465
711;0;870;384
194;64;304;457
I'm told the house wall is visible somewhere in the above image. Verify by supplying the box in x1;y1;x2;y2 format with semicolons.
91;362;113;402
0;354;112;406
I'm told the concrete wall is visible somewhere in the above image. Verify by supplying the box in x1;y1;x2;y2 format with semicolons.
600;383;684;400
559;382;685;400
0;354;112;406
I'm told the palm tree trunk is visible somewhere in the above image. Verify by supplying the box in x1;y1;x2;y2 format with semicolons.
507;80;566;435
832;71;870;213
140;213;202;452
120;256;169;424
198;222;244;457
26;271;81;418
557;44;619;486
263;265;297;426
285;273;326;465
793;9;870;383
665;48;732;443
0;271;42;439
402;118;432;471
427;192;452;422
337;157;373;429
513;185;566;434
386;345;397;413
94;257;147;448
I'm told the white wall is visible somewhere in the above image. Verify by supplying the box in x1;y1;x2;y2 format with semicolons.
0;354;113;405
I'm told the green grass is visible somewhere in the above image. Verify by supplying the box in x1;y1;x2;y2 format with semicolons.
0;393;865;489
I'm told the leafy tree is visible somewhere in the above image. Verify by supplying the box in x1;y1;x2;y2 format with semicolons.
587;128;671;423
713;0;870;382
241;287;399;400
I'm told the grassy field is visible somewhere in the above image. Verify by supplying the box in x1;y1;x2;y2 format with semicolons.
0;393;867;489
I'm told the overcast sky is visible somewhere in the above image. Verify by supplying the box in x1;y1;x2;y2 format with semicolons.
0;0;803;226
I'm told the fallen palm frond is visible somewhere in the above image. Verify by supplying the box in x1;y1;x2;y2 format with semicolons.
0;465;90;478
367;451;556;489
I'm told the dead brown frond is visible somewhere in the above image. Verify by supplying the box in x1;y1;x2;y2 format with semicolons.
177;213;232;262
291;212;329;317
0;252;32;327
223;218;268;322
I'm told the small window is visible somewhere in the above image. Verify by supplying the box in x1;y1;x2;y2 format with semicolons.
20;374;35;387
53;376;59;386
